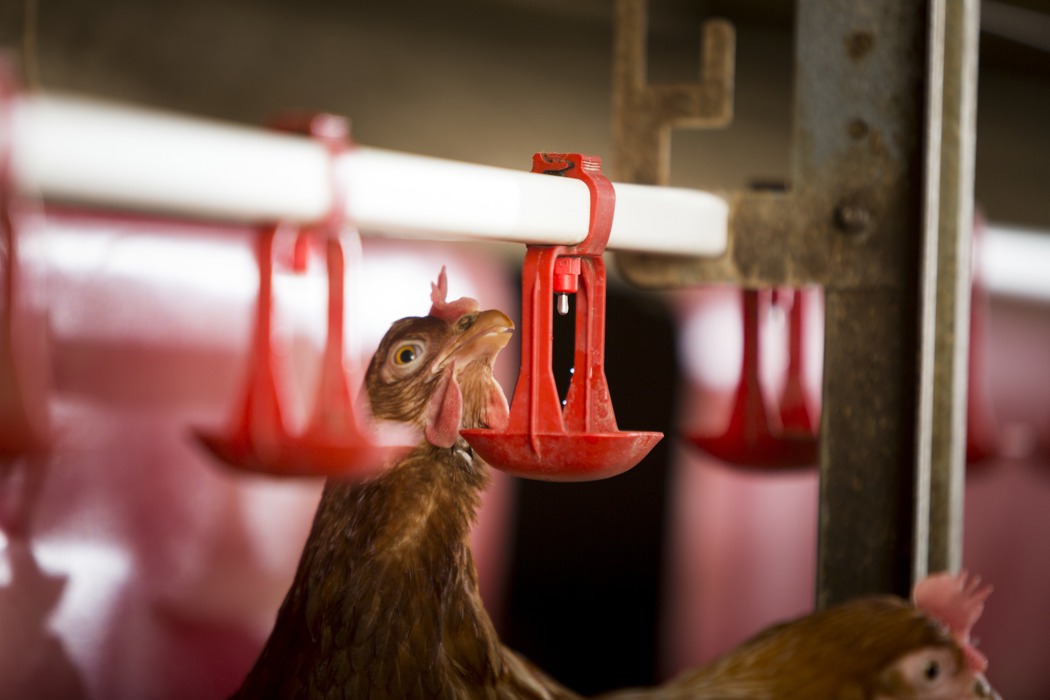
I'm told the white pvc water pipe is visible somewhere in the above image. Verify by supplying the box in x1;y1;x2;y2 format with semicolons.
980;224;1050;304
10;93;1047;298
8;94;729;257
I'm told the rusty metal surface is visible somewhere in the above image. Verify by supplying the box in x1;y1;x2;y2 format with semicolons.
816;0;937;598
818;288;923;603
611;0;735;188
612;0;976;606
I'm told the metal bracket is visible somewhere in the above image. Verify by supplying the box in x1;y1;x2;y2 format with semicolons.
615;0;938;291
612;0;735;187
612;0;979;606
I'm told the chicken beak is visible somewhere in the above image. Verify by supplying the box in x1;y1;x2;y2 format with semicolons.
438;309;514;370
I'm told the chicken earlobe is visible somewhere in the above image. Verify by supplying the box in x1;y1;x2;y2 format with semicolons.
424;362;511;448
484;374;510;431
425;362;463;448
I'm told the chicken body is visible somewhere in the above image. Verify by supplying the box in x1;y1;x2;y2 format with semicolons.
233;442;573;698
233;271;1000;700
606;595;1000;700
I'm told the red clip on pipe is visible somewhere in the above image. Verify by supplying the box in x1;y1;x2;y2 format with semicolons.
776;288;819;438
0;62;50;461
461;153;662;481
965;254;1000;466
0;61;51;537
196;114;404;477
688;288;818;469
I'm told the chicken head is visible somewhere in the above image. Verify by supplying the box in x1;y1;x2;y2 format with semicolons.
364;266;512;448
875;645;1000;700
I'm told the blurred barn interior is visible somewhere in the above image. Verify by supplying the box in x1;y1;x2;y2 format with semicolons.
0;1;1048;698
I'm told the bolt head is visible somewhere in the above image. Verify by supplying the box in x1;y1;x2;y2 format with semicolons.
834;202;873;236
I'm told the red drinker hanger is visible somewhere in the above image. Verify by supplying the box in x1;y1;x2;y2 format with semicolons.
461;153;663;481
196;114;405;476
688;288;819;469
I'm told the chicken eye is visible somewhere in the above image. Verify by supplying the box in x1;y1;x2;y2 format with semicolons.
923;659;940;681
393;343;422;366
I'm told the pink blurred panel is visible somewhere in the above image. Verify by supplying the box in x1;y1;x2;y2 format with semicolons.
664;285;1050;700
0;208;517;699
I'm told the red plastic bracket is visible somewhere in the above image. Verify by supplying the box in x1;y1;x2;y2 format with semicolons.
965;220;1001;466
461;153;662;481
687;288;819;469
196;114;405;476
0;61;50;460
776;288;819;438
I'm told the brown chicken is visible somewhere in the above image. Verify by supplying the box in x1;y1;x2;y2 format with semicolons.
608;572;1001;700
232;269;574;698
232;270;1000;700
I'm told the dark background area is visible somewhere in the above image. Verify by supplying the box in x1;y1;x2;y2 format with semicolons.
507;284;679;693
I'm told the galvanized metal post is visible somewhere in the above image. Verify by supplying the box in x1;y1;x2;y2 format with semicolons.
814;0;943;606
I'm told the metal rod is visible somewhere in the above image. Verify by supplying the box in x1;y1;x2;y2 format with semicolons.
911;0;948;588
927;0;980;575
7;93;728;257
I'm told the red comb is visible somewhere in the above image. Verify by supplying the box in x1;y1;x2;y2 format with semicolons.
913;571;993;673
429;267;479;323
